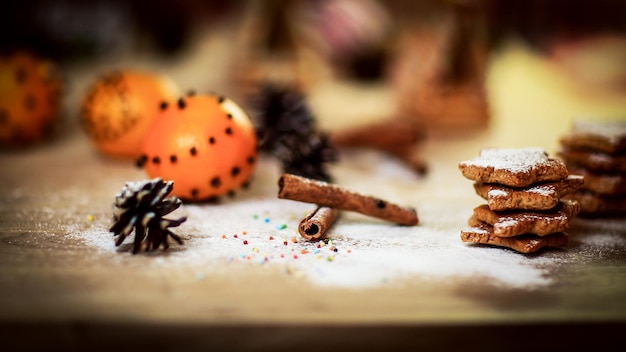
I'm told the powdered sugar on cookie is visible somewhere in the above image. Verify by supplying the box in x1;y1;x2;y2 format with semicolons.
463;147;551;173
459;147;568;187
573;120;626;144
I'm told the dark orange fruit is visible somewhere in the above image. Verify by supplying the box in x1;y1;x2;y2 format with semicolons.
80;70;179;158
0;52;62;146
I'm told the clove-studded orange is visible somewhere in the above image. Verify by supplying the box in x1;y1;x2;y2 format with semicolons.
79;70;179;158
139;93;258;201
0;51;63;146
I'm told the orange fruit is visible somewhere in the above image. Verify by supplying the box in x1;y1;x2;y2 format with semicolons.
139;93;258;201
79;70;179;158
0;51;62;146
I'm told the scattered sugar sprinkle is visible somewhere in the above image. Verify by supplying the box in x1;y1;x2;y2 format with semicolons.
68;198;626;289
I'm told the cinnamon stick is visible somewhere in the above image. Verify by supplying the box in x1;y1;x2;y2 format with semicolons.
330;119;428;175
298;206;338;241
278;173;418;226
330;119;425;155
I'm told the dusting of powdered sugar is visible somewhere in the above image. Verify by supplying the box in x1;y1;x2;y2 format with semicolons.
65;194;626;290
574;120;626;143
487;189;509;198
527;184;556;196
460;147;551;173
53;146;626;291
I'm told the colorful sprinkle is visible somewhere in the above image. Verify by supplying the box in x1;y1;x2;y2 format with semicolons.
233;234;238;238
275;224;287;230
286;266;303;278
243;240;248;245
87;215;94;222
264;218;270;223
291;237;297;243
300;249;308;255
269;235;274;240
242;231;247;235
283;241;288;246
221;234;227;239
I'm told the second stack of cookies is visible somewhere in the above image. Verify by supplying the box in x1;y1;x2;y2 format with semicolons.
558;121;626;216
459;147;584;253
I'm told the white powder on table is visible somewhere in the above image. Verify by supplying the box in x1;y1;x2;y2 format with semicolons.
69;194;626;290
48;146;625;291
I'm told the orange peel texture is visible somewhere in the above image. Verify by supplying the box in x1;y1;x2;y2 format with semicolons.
80;70;179;158
0;52;63;146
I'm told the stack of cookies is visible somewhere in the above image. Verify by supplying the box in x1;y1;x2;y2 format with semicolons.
558;121;626;216
458;147;584;253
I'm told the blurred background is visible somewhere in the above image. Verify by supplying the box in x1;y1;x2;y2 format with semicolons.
1;0;625;151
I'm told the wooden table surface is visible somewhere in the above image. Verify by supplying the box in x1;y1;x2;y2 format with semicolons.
1;31;625;351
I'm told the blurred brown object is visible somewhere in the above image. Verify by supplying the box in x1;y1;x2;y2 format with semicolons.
330;118;428;174
228;0;396;100
389;0;489;131
549;35;626;95
228;0;315;100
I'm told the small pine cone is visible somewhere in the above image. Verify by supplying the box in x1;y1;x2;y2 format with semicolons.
109;178;186;254
249;82;338;182
275;132;338;182
249;82;315;152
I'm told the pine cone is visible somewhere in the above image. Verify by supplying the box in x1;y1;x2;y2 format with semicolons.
275;132;338;182
249;82;338;181
249;82;315;152
109;178;186;254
